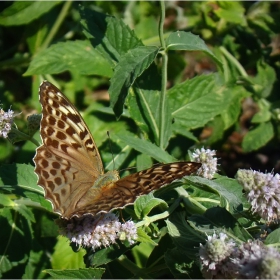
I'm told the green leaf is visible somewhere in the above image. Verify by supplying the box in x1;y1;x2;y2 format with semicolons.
22;248;46;279
185;176;243;213
0;1;61;26
136;227;158;245
44;268;105;279
166;31;222;69
264;228;280;246
109;46;159;117
0;211;31;277
188;207;252;242
247;2;275;34
134;16;158;40
168;74;229;130
250;61;276;98
251;99;271;123
0;164;52;212
134;193;168;219
51;236;85;269
14;203;35;223
166;212;205;252
0;255;13;277
242;122;274;152
215;2;246;25
172;125;199;142
136;154;153;171
215;45;246;83
24;41;112;77
204;116;226;145
0;194;14;207
127;64;171;148
0;164;42;194
165;248;201;279
87;243;130;267
79;7;142;66
221;86;250;129
115;131;176;163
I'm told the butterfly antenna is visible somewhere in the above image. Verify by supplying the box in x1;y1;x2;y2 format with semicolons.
119;166;137;173
107;131;116;170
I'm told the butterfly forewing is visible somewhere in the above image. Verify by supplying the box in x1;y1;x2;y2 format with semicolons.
34;81;201;220
34;81;104;217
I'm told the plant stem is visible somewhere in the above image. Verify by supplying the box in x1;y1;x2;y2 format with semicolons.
10;127;40;147
135;197;181;228
158;0;168;149
0;211;18;268
41;1;73;50
219;46;248;78
118;255;152;278
176;187;207;214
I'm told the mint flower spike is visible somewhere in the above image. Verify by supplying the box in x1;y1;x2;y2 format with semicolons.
119;220;138;245
199;233;280;279
234;240;280;279
236;169;280;222
58;213;138;251
0;108;15;138
199;232;238;279
192;147;218;179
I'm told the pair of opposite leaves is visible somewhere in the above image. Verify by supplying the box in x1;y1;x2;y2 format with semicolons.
33;81;201;219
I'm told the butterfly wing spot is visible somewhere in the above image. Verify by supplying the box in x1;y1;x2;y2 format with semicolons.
46;180;55;192
66;112;82;124
60;144;69;153
85;138;93;147
66;126;76;136
42;170;49;179
49;138;59;149
52;100;60;109
57;120;65;129
61;188;66;196
56;131;67;140
79;129;88;140
45;127;55;137
41;159;49;168
55;177;62;185
46;105;53;115
50;169;57;176
47;115;56;126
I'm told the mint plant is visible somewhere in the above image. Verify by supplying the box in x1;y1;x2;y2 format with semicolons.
0;2;280;279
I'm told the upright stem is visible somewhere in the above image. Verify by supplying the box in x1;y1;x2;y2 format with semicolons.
158;1;167;149
41;1;73;50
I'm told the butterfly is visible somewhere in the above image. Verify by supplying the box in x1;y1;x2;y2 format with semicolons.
33;81;201;219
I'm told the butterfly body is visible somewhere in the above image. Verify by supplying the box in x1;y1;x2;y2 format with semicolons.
92;170;120;189
34;81;201;219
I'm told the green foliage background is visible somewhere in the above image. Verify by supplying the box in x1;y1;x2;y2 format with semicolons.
0;1;280;279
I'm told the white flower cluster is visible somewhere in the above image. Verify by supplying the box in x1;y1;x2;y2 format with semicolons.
59;213;138;251
199;232;238;279
0;108;14;138
236;169;280;221
235;240;280;279
199;232;280;279
192;147;218;179
119;220;138;245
